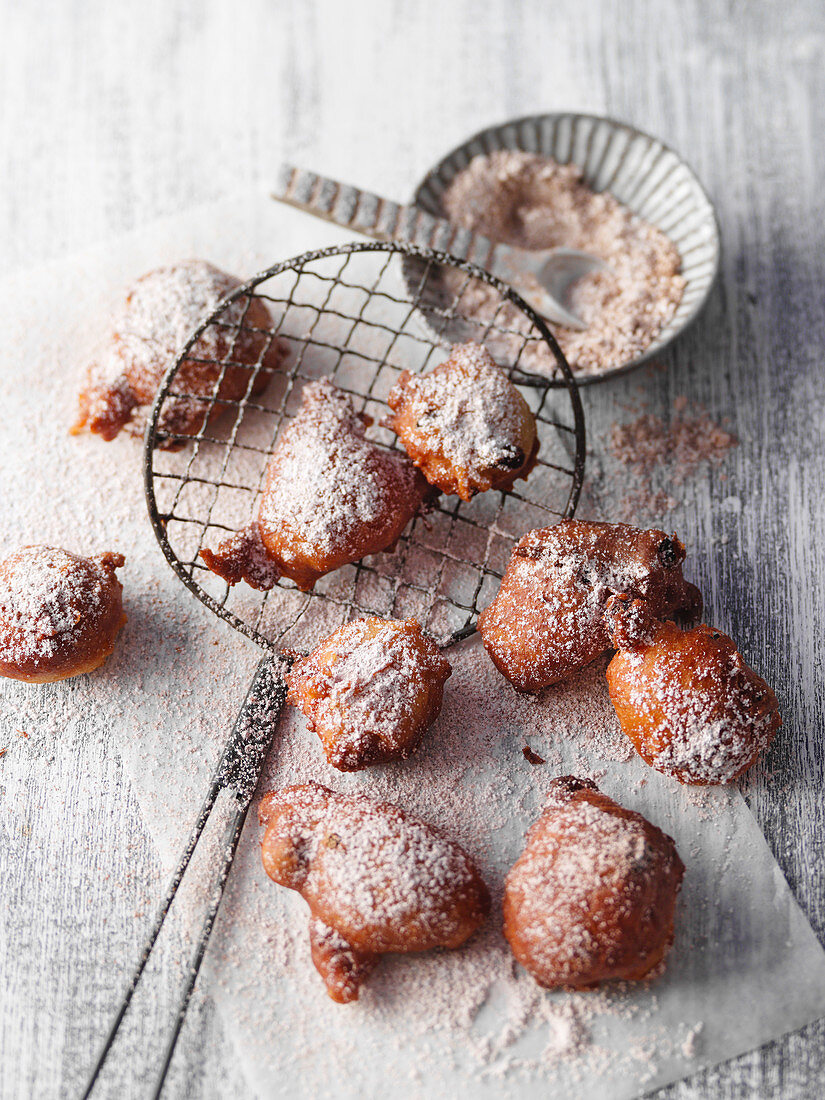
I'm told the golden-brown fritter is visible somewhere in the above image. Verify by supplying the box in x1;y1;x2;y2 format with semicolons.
387;342;538;501
0;546;125;683
477;519;702;692
202;379;428;592
73;259;284;443
286;617;451;771
604;595;781;784
259;782;490;1003
503;776;684;990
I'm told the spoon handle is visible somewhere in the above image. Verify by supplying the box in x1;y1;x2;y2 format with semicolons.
273;163;497;267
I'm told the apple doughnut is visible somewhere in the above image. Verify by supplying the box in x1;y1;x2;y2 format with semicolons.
477;519;702;692
202;379;428;592
286;617;451;771
0;546;125;683
604;594;781;784
73;259;284;443
259;782;490;1003
387;342;538;501
503;776;684;989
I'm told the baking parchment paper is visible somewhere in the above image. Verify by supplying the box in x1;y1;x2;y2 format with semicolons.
1;192;823;1099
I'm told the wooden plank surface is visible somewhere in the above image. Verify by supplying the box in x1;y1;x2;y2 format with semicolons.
1;0;824;1097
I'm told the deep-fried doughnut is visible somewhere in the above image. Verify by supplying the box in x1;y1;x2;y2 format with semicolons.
477;519;702;692
202;379;428;592
604;595;781;784
387;342;538;501
73;260;284;442
286;617;451;771
259;782;490;1002
503;776;684;989
0;546;125;682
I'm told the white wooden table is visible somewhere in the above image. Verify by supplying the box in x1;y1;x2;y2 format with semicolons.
2;1;824;1096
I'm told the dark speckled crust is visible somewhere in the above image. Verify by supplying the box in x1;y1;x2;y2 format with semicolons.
477;520;702;692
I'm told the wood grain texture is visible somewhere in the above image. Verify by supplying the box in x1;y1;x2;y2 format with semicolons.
1;0;824;1096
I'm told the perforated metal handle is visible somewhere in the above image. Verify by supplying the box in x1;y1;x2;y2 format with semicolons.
273;163;497;268
82;656;289;1099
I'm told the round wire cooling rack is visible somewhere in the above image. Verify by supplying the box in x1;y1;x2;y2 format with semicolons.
144;241;586;654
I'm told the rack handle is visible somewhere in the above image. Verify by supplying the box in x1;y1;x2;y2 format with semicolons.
273;162;497;269
82;655;288;1098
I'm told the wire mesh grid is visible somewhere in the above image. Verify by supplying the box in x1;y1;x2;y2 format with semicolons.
144;242;586;653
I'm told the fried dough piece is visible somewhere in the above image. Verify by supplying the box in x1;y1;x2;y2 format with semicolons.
503;776;684;989
477;519;702;692
259;782;490;1003
73;260;284;443
0;546;126;683
202;380;428;592
308;916;378;1004
287;617;451;771
604;595;781;784
387;342;538;501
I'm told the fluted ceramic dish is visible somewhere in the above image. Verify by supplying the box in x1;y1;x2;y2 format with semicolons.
408;112;721;384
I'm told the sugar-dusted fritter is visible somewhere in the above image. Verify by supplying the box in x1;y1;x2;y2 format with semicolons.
477;519;702;692
604;594;781;784
0;545;125;683
503;776;684;989
202;379;428;592
73;259;284;443
387;342;538;501
287;617;451;771
259;782;490;1003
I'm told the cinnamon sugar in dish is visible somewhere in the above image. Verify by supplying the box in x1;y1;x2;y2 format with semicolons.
441;151;685;377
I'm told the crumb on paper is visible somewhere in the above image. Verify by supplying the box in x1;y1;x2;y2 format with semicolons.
523;744;546;766
681;1021;704;1058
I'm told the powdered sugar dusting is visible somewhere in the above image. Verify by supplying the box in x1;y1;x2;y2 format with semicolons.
258;379;424;562
261;783;486;951
207;641;719;1094
504;780;682;987
93;261;251;393
76;259;280;439
610;403;738;486
608;624;780;784
0;546;123;671
388;342;536;496
288;618;451;768
478;521;700;692
580;393;739;527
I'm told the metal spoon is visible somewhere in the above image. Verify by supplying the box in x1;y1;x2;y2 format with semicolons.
273;164;606;329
